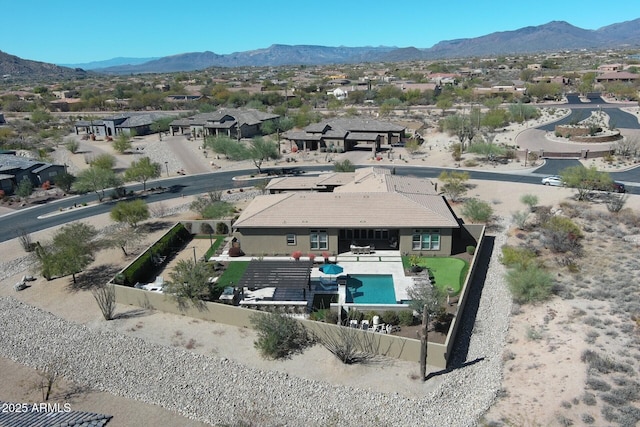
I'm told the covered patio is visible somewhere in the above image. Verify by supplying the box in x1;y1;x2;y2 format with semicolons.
237;260;312;304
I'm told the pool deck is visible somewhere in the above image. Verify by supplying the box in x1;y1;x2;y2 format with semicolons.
211;250;412;302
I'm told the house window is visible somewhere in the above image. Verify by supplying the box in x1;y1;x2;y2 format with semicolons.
412;229;441;251
286;234;296;245
310;230;328;250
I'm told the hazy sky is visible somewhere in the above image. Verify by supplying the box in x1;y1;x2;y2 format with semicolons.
2;0;638;65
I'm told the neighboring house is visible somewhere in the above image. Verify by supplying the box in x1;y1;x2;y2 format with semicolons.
596;71;640;83
327;87;347;100
0;154;65;194
282;118;405;153
168;108;279;139
233;167;468;257
598;64;623;72
473;84;526;97
74;112;173;137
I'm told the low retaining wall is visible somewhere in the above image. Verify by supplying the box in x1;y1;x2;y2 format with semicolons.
554;125;621;143
113;284;426;364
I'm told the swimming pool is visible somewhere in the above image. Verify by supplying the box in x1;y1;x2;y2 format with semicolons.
346;274;396;304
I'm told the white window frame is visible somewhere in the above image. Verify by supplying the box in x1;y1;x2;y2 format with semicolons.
412;229;441;251
310;229;328;250
286;233;296;245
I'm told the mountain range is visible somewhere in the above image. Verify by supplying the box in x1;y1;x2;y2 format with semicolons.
2;19;639;80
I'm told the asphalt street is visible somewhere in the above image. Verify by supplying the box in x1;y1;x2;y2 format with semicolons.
1;161;637;244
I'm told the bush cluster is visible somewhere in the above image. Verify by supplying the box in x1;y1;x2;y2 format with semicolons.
250;310;313;359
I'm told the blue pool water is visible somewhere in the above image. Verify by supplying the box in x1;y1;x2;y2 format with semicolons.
346;274;396;304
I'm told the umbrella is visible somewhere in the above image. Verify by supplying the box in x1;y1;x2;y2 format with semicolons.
320;264;343;275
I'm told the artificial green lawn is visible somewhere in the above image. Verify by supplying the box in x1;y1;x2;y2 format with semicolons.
402;256;469;295
215;261;249;288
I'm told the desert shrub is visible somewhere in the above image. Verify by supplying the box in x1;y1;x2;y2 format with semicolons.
313;325;380;364
92;284;116;320
215;222;229;234
511;210;529;229
65;140;79;153
16;179;33;198
250;310;312;359
506;264;554;304
582;391;598;405
520;194;539;211
466;245;476;255
606;193;628;213
500;245;537;269
462;198;493;223
581;413;595;424
398;310;416;326
200;223;214;235
381;310;399;325
582;350;634;374
541;216;583;253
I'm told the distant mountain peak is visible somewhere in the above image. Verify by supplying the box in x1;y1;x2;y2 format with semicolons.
3;17;639;78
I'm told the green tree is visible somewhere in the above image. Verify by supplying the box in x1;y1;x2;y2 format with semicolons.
150;117;174;135
54;171;76;193
404;138;421;155
202;201;235;219
249;137;280;174
124;156;161;191
35;223;98;283
438;171;469;202
74;166;122;201
560;165;613;201
205;136;248;161
334;159;356;172
110;199;150;228
113;133;132;154
16;179;33;198
462;198;493;223
467;141;506;161
90;153;116;170
165;259;211;305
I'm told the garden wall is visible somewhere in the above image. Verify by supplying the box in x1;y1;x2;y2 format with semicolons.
112;224;487;370
441;225;486;365
113;284;426;364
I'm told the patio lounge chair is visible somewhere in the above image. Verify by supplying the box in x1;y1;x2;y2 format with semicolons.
349;319;359;328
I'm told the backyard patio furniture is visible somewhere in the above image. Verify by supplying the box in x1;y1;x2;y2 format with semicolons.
361;319;370;330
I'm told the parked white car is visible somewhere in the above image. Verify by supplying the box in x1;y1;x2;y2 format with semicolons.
541;175;564;186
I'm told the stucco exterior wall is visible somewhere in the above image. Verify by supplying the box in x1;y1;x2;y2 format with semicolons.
398;227;453;256
235;227;340;256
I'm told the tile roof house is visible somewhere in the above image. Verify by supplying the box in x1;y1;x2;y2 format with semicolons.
168;108;279;140
595;71;640;83
0;154;65;194
74;112;173;138
282;118;405;153
233;167;467;257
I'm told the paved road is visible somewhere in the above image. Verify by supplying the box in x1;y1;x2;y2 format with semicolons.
2;162;637;244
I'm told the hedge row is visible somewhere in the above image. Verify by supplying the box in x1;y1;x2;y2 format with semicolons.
116;223;192;286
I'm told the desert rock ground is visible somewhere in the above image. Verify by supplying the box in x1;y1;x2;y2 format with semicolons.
1;107;640;425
